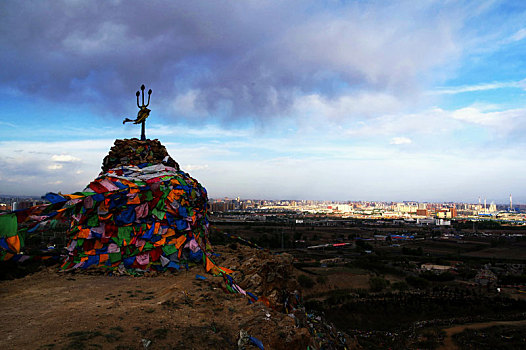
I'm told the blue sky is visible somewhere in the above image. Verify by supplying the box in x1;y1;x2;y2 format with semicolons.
1;0;526;203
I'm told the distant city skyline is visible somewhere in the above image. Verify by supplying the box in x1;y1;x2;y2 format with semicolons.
1;1;526;203
1;194;522;208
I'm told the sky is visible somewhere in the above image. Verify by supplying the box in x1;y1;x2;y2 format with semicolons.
1;0;526;203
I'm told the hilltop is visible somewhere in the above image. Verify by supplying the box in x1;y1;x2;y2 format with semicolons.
0;245;323;349
0;138;351;349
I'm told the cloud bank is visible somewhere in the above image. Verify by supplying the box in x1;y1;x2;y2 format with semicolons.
0;0;466;122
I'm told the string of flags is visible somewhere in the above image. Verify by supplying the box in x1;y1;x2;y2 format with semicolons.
0;139;231;277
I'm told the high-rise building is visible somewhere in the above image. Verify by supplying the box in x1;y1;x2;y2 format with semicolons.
416;209;429;216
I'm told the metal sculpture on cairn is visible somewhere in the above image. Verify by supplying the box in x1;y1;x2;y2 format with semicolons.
123;84;152;141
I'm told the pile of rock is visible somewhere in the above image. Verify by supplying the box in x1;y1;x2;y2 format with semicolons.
215;245;299;309
214;245;350;348
101;138;178;172
59;138;208;272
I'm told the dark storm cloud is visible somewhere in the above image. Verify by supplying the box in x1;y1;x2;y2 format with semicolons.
0;1;464;120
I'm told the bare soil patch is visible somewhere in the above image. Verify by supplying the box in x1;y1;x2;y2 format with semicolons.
0;262;309;349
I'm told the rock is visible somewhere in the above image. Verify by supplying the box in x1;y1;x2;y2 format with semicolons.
101;138;179;172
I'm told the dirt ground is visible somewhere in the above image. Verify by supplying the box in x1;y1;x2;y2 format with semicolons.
0;265;310;349
461;246;526;260
298;268;371;297
437;319;526;350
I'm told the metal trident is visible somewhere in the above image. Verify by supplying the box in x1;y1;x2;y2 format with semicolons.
123;84;152;141
137;84;152;109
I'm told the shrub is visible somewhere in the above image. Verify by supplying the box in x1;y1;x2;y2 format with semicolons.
369;277;390;292
406;275;429;289
316;275;328;284
298;274;315;288
356;240;373;251
391;281;409;291
402;247;423;256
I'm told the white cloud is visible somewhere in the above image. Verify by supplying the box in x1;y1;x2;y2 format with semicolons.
148;124;251;139
47;164;63;170
390;137;412;145
51;154;80;162
183;164;209;171
336;104;526;145
2;114;526;201
432;79;526;95
199;150;526;203
169;90;202;116
47;180;63;185
292;92;403;122
0;121;16;128
342;107;454;138
62;22;129;55
0;140;110;195
509;28;526;42
449;106;526;136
